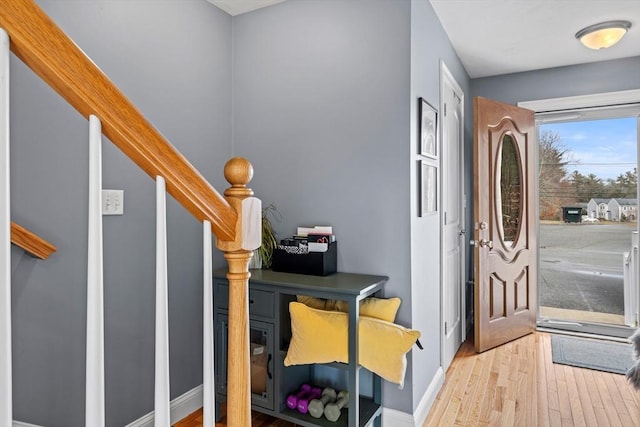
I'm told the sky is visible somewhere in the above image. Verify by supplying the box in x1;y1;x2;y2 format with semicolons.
540;117;637;181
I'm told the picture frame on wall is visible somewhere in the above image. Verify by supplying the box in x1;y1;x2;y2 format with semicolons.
420;160;437;216
419;98;438;158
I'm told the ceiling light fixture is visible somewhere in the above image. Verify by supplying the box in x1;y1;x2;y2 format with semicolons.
575;20;632;50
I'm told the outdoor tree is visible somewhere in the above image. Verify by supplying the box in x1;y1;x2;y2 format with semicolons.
537;128;636;221
571;168;637;200
570;171;605;202
608;168;637;199
538;130;574;219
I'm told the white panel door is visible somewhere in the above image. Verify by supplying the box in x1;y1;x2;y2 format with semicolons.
441;63;465;369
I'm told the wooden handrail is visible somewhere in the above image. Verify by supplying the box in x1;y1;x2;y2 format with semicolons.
10;221;56;259
0;0;237;242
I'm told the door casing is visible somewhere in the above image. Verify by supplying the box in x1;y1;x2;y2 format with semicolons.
520;90;640;337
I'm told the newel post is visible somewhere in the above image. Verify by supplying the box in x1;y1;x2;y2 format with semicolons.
216;157;261;426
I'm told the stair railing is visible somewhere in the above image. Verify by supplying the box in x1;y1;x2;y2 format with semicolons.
10;222;56;259
0;1;260;426
0;26;11;427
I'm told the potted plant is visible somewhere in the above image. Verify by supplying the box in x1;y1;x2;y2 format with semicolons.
251;203;280;269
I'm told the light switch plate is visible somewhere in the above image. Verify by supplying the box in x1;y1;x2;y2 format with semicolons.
102;189;124;215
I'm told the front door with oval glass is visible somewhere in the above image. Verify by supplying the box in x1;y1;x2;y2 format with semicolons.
473;97;537;353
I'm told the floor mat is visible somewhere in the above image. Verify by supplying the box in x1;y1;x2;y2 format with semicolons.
551;334;635;374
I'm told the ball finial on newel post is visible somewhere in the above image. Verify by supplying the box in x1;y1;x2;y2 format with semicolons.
218;156;260;427
224;157;254;198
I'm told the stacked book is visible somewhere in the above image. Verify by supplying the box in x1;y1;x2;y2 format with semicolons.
279;226;336;254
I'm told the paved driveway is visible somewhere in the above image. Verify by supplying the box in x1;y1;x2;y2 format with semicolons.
539;222;636;315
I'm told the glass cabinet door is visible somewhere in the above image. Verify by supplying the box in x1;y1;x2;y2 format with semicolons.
215;315;274;410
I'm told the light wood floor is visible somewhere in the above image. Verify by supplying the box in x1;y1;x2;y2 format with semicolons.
426;332;639;426
175;332;640;427
173;408;294;427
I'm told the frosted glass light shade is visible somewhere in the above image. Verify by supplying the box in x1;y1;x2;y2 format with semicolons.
576;20;631;50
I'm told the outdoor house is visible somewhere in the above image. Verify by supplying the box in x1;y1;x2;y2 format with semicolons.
2;1;639;427
587;198;610;219
609;198;638;221
588;197;638;221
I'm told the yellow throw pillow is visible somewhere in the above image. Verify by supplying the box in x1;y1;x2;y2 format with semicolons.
284;302;420;388
333;297;401;322
324;298;340;311
296;295;402;323
296;295;327;310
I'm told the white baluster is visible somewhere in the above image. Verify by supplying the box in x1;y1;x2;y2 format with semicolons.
155;176;170;427
203;220;215;425
0;27;12;427
86;115;105;426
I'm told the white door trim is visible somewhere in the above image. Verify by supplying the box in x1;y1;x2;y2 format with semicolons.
518;89;640;112
439;60;466;370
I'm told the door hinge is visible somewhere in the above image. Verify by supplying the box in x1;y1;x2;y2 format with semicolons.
444;322;448;335
444;103;447;116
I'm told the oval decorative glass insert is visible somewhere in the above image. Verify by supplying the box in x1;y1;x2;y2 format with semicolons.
498;134;522;247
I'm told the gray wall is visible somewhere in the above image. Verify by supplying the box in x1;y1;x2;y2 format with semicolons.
409;0;471;411
232;0;415;412
232;0;473;415
472;56;640;105
9;0;473;422
11;1;231;426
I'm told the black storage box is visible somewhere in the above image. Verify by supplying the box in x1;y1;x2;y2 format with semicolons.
272;242;337;276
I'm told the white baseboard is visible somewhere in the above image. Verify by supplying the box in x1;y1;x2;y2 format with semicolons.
16;369;445;427
382;366;445;426
13;422;44;427
413;367;445;425
125;384;203;427
382;407;416;426
11;385;203;427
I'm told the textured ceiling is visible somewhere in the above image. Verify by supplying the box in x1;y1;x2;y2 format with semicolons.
205;0;640;78
430;0;640;78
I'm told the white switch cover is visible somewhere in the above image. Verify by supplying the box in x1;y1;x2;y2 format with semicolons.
102;189;124;215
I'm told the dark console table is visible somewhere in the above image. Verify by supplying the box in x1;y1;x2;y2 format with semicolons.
213;268;388;426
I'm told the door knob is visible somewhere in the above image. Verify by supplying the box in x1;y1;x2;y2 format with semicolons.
478;239;493;249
